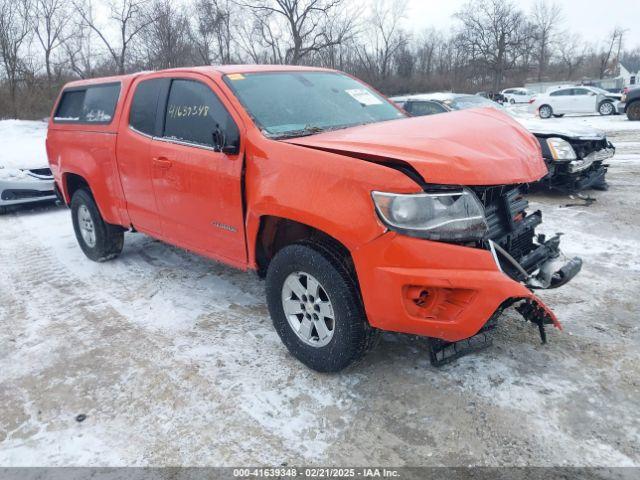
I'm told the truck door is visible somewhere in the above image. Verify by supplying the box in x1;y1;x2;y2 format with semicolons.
149;76;246;265
115;77;169;235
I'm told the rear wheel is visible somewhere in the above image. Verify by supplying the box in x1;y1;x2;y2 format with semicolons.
509;98;516;104
70;189;124;262
266;243;378;372
598;101;614;116
539;104;553;119
628;102;640;121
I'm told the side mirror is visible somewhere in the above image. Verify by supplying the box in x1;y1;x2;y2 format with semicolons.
212;126;226;152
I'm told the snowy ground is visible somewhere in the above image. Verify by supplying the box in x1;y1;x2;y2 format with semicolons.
1;114;640;467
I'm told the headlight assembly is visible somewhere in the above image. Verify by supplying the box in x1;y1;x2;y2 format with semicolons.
547;138;577;161
372;188;488;242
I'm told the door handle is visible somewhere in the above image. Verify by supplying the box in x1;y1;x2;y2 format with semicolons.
153;157;172;169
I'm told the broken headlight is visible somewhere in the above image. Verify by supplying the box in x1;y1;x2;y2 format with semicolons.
547;138;577;161
372;188;488;242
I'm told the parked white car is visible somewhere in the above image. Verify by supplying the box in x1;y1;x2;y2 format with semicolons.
530;86;620;119
0;120;56;214
501;88;534;104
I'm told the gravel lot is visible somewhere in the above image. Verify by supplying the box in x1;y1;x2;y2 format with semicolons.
1;115;639;467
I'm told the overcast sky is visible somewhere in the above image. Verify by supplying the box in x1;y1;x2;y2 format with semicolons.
401;0;640;50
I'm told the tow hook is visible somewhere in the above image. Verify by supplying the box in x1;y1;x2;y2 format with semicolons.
516;297;562;344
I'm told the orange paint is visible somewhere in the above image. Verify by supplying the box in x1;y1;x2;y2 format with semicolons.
47;65;560;342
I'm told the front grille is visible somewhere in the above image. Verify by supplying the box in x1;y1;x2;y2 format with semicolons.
1;189;55;200
28;168;53;177
570;138;609;159
472;185;540;264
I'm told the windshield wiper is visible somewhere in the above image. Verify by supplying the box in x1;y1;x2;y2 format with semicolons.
271;124;327;140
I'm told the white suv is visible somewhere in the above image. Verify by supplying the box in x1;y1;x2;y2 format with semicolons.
501;88;533;104
531;86;619;118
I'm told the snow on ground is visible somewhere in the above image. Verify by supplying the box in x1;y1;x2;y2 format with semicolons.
1;115;640;467
0;120;48;170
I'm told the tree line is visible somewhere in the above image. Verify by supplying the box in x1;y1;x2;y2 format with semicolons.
0;0;638;119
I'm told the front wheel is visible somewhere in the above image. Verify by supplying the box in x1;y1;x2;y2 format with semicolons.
266;243;378;372
598;101;614;116
70;189;124;262
627;102;640;121
539;105;553;119
509;98;516;104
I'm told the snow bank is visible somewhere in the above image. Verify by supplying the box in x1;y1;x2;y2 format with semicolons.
0;120;49;170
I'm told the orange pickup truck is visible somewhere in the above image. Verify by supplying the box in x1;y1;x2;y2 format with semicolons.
47;65;581;371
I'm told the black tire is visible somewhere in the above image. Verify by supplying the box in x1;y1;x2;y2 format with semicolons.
509;98;515;104
0;206;7;215
266;243;379;372
628;101;640;121
538;104;553;119
70;188;124;262
553;114;564;118
598;101;614;116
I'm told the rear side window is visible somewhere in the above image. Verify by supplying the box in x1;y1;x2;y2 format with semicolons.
550;89;571;97
129;78;166;136
163;79;238;149
407;101;447;116
54;83;120;124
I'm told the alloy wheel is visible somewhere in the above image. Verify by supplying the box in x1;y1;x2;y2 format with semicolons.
77;204;96;247
281;271;335;347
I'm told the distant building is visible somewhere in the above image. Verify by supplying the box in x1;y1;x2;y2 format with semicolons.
619;61;639;88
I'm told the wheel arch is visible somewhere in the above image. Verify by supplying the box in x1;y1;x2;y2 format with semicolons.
253;215;356;279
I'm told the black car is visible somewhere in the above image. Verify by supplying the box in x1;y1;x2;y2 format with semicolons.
391;93;614;192
618;86;640;120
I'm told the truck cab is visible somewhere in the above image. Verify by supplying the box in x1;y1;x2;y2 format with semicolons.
47;66;581;371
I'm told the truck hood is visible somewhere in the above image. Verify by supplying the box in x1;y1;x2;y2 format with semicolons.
515;116;606;140
283;108;547;186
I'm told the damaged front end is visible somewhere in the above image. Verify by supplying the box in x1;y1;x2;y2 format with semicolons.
427;185;581;366
536;135;614;192
476;185;581;329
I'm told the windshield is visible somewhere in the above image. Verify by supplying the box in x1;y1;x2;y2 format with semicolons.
224;71;405;139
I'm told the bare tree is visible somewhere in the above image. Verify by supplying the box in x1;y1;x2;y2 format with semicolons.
558;32;584;80
455;0;530;90
243;0;355;65
64;22;95;79
358;0;408;81
195;0;235;64
0;0;32;118
75;0;154;74
30;0;69;91
598;28;625;78
531;0;562;81
141;0;192;69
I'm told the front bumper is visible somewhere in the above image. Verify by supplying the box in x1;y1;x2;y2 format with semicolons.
0;175;56;207
544;146;613;191
617;102;626;114
353;232;576;342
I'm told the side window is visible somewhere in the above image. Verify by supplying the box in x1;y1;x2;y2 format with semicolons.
550;89;570;97
82;84;120;122
409;101;447;116
55;90;85;121
573;88;590;95
163;79;239;149
130;78;166;136
54;83;120;124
